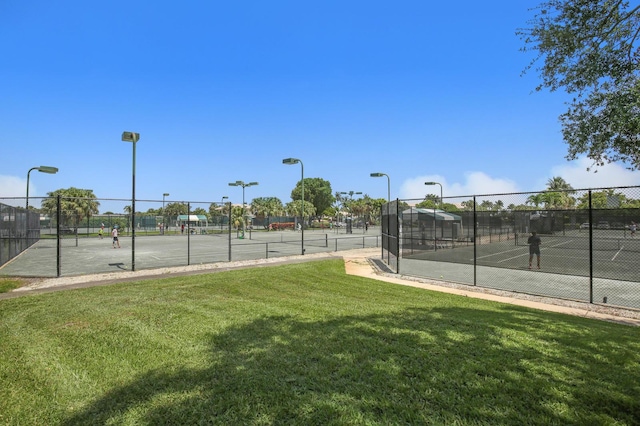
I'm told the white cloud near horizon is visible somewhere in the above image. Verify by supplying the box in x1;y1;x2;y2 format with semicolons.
399;172;520;201
539;157;640;190
0;175;28;196
400;158;640;202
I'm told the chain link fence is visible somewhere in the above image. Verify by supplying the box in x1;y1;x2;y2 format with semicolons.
382;186;640;310
0;202;40;266
0;196;381;278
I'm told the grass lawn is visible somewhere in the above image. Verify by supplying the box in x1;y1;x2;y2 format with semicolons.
0;278;23;293
1;259;639;425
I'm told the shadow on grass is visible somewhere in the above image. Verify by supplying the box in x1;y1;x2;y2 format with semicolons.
63;306;639;425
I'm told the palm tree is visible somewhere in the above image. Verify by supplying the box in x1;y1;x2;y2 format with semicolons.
546;176;573;191
285;200;316;219
250;197;284;229
526;194;544;209
479;200;494;211
41;187;100;230
231;206;245;230
545;176;576;209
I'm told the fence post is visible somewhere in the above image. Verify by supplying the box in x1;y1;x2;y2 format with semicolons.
187;202;191;266
588;190;593;303
473;196;477;286
228;202;232;262
57;195;61;277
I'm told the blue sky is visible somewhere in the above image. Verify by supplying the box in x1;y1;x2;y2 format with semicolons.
2;1;639;213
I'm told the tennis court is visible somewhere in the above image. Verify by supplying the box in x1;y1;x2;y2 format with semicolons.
403;232;638;280
0;228;381;278
398;231;640;309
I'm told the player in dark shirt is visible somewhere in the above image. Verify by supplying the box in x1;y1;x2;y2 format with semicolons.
528;231;541;269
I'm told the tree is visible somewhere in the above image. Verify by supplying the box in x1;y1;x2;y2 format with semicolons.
41;187;100;227
163;202;188;224
284;200;316;218
545;176;576;208
461;200;477;211
479;200;494;211
416;194;440;209
250;197;284;229
192;207;207;217
519;1;640;169
365;197;387;224
526;193;544;209
546;176;572;192
290;178;334;221
230;205;245;230
576;189;628;209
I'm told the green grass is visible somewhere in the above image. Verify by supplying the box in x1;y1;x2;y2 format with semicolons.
1;259;639;425
0;278;23;293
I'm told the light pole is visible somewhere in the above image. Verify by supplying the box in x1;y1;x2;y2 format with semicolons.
370;172;390;202
283;158;304;255
424;182;443;208
339;191;362;234
122;131;140;271
162;193;169;234
228;180;258;236
26;166;58;210
221;196;228;230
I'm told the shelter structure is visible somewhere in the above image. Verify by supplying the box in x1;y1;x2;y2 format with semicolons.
177;214;208;227
402;208;463;243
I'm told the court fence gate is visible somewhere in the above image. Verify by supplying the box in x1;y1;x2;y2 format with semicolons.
381;186;640;311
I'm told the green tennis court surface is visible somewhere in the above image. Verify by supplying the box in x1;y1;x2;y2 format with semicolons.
404;234;639;282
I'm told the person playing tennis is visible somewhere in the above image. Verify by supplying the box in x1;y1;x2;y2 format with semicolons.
111;226;121;249
528;231;541;269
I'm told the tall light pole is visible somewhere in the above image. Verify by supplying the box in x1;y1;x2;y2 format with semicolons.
425;182;443;208
228;180;258;236
370;172;390;202
283;158;304;255
162;193;169;234
339;191;362;234
26;166;58;210
122;131;140;271
221;196;228;230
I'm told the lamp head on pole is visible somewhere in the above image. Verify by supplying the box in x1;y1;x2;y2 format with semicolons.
36;166;59;174
163;193;170;197
370;172;384;177
121;131;140;143
282;157;300;165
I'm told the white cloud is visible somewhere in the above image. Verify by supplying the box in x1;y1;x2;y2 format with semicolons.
399;172;520;201
542;157;640;190
0;175;28;203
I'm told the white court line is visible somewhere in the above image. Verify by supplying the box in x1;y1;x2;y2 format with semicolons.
469;238;634;264
474;246;524;260
612;246;623;261
496;252;529;263
548;238;624;261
